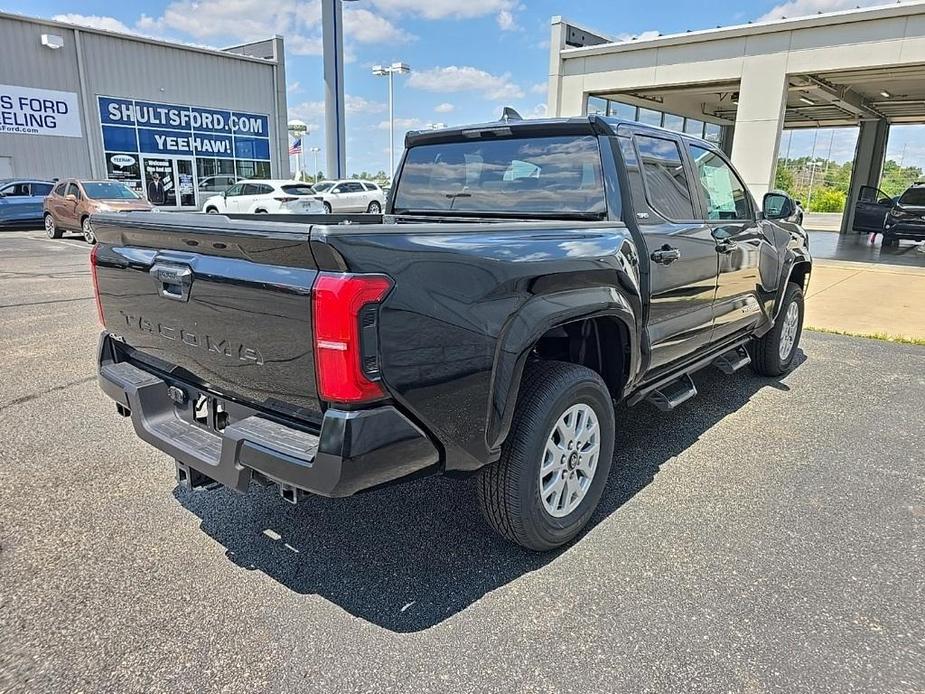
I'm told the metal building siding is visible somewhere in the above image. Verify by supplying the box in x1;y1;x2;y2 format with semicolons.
0;17;94;179
0;13;286;180
79;32;283;177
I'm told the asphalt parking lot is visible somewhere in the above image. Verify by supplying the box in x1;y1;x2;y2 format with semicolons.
1;229;923;693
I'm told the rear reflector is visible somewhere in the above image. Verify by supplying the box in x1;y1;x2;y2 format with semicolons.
90;244;104;326
312;272;392;404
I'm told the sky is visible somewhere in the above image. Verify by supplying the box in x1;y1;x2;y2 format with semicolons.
13;0;925;175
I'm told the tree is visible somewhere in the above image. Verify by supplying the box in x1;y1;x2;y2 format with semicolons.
808;187;846;213
775;166;795;194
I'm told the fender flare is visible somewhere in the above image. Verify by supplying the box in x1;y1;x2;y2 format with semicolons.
773;252;812;320
485;286;639;454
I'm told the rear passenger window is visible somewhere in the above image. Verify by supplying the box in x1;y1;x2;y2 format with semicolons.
634;135;695;220
54;182;67;196
688;144;751;220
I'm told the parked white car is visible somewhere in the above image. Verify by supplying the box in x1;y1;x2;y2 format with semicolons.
202;180;325;215
312;180;386;213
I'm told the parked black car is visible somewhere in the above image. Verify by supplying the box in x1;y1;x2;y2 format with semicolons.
91;115;811;551
853;182;925;246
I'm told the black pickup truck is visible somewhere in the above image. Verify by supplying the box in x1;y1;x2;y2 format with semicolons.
92;115;811;551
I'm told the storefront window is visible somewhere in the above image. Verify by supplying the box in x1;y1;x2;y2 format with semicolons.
235;160;271;179
98;96;272;208
637;108;662;126
662;114;684;133
197;158;238;194
105;152;142;195
704;122;723;143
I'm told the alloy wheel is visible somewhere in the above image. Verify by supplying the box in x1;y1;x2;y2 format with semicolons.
539;403;600;518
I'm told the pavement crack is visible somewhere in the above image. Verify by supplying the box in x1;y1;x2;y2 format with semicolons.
0;375;96;410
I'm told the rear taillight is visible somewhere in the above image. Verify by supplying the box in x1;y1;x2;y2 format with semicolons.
90;244;104;326
312;272;392;404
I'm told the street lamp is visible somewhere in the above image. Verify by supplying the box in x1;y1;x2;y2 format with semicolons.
372;62;411;179
309;146;321;181
288;119;308;179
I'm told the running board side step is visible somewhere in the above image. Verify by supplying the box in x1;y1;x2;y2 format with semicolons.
644;373;697;412
712;346;751;375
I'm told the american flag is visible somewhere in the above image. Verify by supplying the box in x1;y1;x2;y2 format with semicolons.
289;137;302;155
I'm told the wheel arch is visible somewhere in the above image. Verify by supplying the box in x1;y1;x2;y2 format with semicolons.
774;255;812;320
486;287;639;454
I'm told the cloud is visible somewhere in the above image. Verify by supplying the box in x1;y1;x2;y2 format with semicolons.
52;14;137;34
345;94;387;114
497;9;517;31
287;81;302;94
529;82;548;95
289;95;386;122
377;117;427;131
409;66;525;100
756;0;888;22
435;102;455;113
69;0;410;57
344;7;415;44
369;0;516;21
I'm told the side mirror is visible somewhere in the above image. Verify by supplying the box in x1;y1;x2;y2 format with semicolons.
795;200;802;207
762;192;795;220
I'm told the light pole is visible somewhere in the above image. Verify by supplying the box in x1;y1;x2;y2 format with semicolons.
288;119;308;179
372;62;411;179
309;146;321;181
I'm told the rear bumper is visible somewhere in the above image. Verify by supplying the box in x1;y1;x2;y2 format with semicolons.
98;334;439;497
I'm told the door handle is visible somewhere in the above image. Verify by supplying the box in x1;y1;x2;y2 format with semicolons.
716;239;739;254
651;245;681;265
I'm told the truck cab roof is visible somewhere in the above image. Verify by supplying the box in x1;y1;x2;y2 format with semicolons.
404;114;719;150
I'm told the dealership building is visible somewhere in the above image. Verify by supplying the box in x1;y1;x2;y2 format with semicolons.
0;11;289;210
547;3;925;234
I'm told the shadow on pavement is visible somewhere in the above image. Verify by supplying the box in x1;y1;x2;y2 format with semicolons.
175;351;804;632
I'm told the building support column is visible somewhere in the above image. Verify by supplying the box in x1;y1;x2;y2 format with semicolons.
730;55;788;200
841;119;889;234
547;17;568;117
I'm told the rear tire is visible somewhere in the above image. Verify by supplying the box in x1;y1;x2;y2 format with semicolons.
881;234;899;248
44;213;61;239
477;361;615;551
750;282;804;376
367;201;382;214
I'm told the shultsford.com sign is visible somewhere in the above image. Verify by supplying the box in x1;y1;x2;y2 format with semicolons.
0;84;82;138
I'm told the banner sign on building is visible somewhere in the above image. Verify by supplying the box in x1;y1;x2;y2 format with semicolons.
0;84;82;138
97;96;270;160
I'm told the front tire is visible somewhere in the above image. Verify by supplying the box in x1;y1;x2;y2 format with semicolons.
81;217;96;245
205;207;219;214
323;202;332;214
477;361;615;551
750;282;804;376
881;234;899;248
44;213;61;239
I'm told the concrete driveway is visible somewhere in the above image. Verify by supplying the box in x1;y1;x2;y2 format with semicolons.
1;230;923;693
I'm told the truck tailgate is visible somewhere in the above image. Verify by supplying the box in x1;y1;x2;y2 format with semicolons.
92;212;322;421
